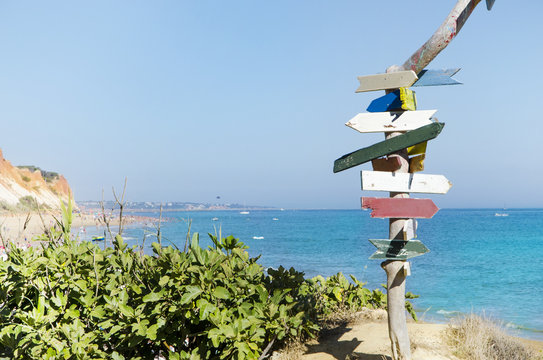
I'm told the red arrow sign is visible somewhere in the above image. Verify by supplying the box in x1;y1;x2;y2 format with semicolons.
361;197;439;218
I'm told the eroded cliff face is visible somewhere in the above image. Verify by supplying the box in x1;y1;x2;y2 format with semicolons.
0;149;74;210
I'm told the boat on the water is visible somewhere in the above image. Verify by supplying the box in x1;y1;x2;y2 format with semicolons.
92;236;105;242
240;211;250;215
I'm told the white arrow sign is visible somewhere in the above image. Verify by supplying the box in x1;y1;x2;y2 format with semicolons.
346;110;436;133
403;219;417;240
361;170;452;194
356;70;418;93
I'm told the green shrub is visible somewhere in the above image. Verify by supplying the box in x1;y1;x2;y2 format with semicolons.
0;231;415;359
21;175;31;182
16;166;59;183
0;201;14;212
17;195;38;210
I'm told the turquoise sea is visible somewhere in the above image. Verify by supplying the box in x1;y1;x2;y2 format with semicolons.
80;208;543;340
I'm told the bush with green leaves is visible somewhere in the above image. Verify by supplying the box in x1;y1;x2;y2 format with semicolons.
0;228;417;359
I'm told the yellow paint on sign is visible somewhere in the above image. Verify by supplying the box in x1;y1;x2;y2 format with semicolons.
409;154;425;173
399;87;417;111
407;141;427;156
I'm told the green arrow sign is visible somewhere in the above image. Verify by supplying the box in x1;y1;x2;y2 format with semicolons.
333;122;444;173
368;239;429;260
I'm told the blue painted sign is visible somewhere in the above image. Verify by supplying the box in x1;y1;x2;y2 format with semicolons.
366;88;416;112
412;68;462;87
367;92;402;112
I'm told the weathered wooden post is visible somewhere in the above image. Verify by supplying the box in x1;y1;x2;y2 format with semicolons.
333;1;494;359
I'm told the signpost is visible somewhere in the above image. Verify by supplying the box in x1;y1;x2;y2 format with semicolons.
331;1;494;358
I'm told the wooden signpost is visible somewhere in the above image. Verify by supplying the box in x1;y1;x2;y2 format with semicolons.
331;1;494;358
333;122;444;173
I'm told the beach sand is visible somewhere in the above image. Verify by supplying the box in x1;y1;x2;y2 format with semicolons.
0;211;144;245
287;310;543;360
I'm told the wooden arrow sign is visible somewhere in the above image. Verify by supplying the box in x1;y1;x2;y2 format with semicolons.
362;197;439;218
369;239;429;260
346;110;436;133
333;122;444;173
361;171;452;194
403;219;417;240
412;68;462;87
356;71;418;93
367;92;401;113
367;88;417;112
372;156;402;172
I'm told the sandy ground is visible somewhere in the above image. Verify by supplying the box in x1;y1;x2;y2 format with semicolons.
286;310;543;360
0;212;144;245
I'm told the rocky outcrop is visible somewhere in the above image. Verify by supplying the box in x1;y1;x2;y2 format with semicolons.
0;149;74;210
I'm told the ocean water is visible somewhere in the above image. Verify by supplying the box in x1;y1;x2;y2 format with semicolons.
79;208;543;340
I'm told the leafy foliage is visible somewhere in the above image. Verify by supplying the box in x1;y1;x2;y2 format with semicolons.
0;230;417;359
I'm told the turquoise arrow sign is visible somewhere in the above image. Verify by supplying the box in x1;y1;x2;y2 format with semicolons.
412;68;461;87
368;239;429;260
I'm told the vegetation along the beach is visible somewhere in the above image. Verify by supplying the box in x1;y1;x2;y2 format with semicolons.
0;207;416;359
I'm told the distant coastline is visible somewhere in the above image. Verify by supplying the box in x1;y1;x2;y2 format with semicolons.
77;200;277;212
77;202;543;213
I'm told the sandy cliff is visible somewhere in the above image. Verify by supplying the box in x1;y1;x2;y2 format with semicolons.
0;148;74;210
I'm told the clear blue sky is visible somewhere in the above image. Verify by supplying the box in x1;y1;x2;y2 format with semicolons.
0;1;541;209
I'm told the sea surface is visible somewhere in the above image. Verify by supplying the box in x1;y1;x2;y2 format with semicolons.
78;208;543;340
